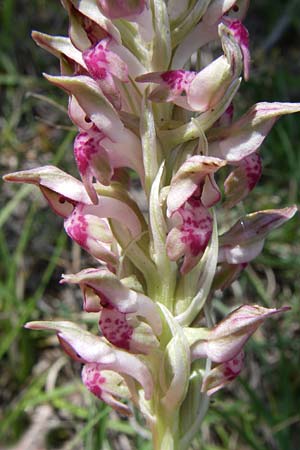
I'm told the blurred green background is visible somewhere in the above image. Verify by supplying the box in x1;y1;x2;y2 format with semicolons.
1;1;300;449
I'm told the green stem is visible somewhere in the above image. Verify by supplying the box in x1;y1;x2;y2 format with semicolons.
151;404;180;450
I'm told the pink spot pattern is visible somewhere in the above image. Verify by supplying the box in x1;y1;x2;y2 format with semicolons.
179;198;213;257
224;153;262;207
167;195;213;274
74;129;104;176
83;42;109;80
222;351;244;381
82;38;128;109
99;307;133;350
64;207;88;248
82;363;106;399
241;153;262;191
161;70;196;96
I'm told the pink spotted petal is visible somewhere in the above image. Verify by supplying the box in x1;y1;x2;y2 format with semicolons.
82;364;131;415
64;207;118;265
74;129;112;203
201;351;245;396
83;39;128;82
136;70;196;104
99;307;158;354
99;308;133;351
83;38;128;109
167;199;213;274
224;153;262;208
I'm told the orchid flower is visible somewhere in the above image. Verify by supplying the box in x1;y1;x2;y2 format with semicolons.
3;166;145;269
218;206;297;264
166;156;226;273
190;304;290;363
25;321;153;408
137;22;243;112
4;1;299;449
60;268;162;353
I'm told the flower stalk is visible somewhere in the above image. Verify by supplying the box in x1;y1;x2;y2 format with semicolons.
4;1;299;449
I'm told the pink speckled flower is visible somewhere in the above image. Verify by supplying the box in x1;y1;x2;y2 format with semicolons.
166;198;213;274
61;268;162;353
25;320;154;407
137;23;243;112
166;156;226;273
3;166;144;267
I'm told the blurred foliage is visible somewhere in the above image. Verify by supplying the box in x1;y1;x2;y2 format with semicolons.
1;0;300;449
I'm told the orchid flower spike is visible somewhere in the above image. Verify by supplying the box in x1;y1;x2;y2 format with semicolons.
4;2;300;449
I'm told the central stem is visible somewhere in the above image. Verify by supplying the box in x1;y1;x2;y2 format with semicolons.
151;403;180;450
